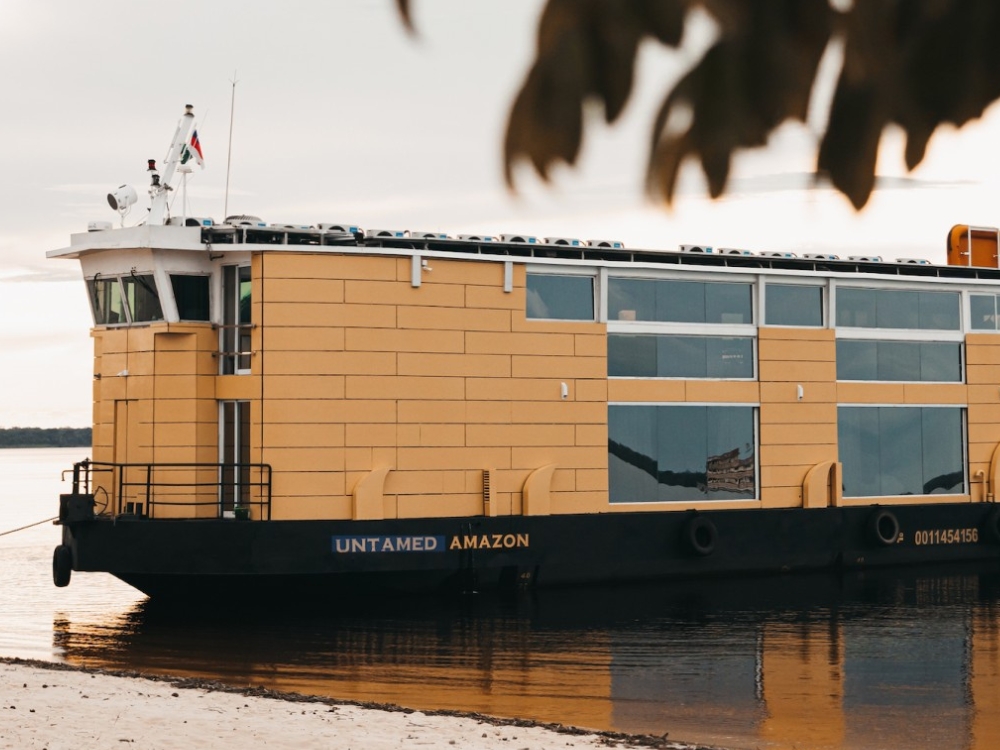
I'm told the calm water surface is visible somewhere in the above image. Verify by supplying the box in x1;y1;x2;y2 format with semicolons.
3;448;1000;749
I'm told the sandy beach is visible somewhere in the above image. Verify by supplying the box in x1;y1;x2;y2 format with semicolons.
0;658;710;750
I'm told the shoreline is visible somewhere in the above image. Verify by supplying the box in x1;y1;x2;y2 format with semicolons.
0;657;717;749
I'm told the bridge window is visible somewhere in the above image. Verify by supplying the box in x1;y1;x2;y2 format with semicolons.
222;265;252;374
609;404;756;503
121;274;163;322
971;294;1000;330
88;277;128;325
838;406;965;497
526;273;595;320
171;275;211;321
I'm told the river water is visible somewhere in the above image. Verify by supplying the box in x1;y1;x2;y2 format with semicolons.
2;447;1000;749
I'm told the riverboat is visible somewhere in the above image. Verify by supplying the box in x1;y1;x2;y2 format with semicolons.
51;107;1000;600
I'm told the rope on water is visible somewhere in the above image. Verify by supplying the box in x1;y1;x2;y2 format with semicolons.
0;516;59;537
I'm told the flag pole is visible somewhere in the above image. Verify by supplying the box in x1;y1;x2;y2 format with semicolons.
224;71;238;219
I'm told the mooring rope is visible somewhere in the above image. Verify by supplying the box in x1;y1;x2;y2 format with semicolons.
0;517;59;537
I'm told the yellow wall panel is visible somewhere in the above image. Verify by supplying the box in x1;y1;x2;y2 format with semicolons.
466;377;569;401
467;331;575;356
465;284;522;310
607;380;686;402
345;423;400;447
758;359;837;382
396;446;513;471
271;495;352;521
266;252;397;281
837;382;907;403
576;468;609;492
685;380;759;403
512;354;605;379
272;471;346;498
761;465;811;488
761;486;803;508
968;364;1000;385
968;385;1000;404
760;422;839;445
215;375;262;400
401;306;511;332
465;401;513;424
264;422;345;448
346;279;466;308
397;424;466;447
264;350;397;376
261;302;346;328
398;400;469;423
405;258;506;286
966;337;1000;364
265;327;345;352
345;375;466;400
511;445;606;470
511;401;605;424
760;403;837;424
263;277;344;303
399;352;511;378
347;327;464;353
903;383;969;403
467;423;575;447
759;338;836;362
550;491;605;514
760;443;839;467
397;494;483;519
574;333;608;357
760;381;837;403
575;379;608;402
575;424;608;446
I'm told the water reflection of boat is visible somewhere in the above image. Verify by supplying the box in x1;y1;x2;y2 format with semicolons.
49;106;1000;599
52;565;1000;749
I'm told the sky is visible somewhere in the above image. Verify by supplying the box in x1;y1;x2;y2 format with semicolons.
4;0;1000;428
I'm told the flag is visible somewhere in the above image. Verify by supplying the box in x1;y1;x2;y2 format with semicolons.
180;129;204;168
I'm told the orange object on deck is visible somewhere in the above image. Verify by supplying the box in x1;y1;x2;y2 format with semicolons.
948;224;1000;267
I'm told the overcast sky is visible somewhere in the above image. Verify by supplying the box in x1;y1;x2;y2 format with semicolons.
4;0;1000;428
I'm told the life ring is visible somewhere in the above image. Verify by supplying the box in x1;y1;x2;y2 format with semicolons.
685;516;718;556
869;510;900;546
985;507;1000;544
52;544;72;588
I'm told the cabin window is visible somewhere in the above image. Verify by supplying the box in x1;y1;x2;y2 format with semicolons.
87;277;128;325
171;275;211;321
526;274;595;320
765;284;823;327
222;265;252;374
836;340;962;382
608;334;754;378
121;273;163;322
608;404;756;503
836;288;960;330
838;406;965;497
608;279;753;324
970;294;1000;330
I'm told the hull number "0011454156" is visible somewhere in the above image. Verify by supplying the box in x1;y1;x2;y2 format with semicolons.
913;528;978;545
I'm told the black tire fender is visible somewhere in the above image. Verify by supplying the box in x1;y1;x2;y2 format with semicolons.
53;544;72;588
685;515;718;557
869;509;900;547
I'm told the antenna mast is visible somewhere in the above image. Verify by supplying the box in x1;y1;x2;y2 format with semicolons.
148;105;196;225
224;72;238;219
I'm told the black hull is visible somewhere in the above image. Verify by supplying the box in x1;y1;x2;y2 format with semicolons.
60;503;1000;601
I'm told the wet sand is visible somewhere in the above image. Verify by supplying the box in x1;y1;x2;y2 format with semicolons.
0;658;712;750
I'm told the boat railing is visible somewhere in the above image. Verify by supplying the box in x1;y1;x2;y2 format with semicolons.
64;459;272;520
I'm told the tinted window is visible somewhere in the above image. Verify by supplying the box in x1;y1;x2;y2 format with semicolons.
836;340;961;382
608;279;753;324
171;275;211;321
837;288;959;330
971;294;999;330
609;335;754;378
526;274;595;320
121;274;163;322
838;407;965;497
88;277;128;325
765;284;823;326
609;405;756;502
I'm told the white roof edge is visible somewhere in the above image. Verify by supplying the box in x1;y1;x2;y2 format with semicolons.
47;225;204;259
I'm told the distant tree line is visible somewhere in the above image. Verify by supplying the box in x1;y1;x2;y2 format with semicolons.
0;427;91;448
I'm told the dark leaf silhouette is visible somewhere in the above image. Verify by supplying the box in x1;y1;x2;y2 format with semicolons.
402;1;1000;210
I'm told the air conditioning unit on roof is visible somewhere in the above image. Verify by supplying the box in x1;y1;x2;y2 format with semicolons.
803;253;840;260
499;234;539;244
588;239;624;249
413;231;450;239
719;247;754;256
456;234;497;242
318;222;362;234
760;251;798;258
848;255;883;262
365;229;410;238
544;237;584;246
895;257;930;265
679;244;713;253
